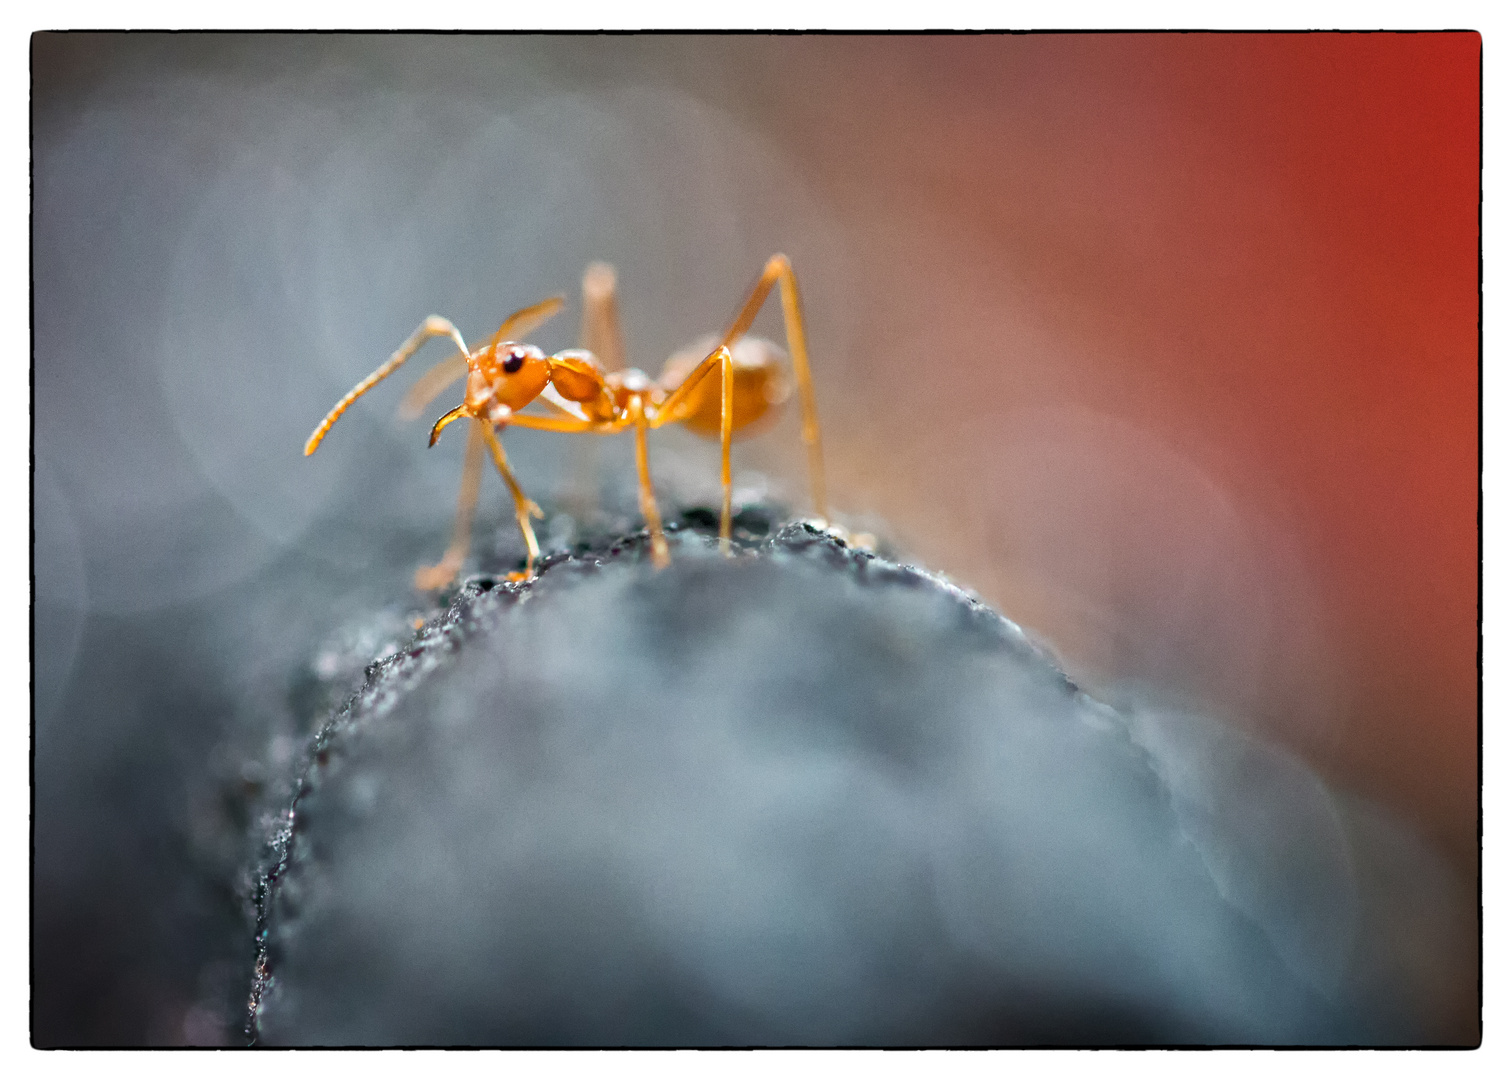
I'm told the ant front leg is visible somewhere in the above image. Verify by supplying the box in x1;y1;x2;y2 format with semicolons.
653;345;736;552
414;418;485;591
720;254;827;523
478;423;544;582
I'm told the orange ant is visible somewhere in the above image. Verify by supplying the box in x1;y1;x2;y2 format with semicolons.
304;255;827;587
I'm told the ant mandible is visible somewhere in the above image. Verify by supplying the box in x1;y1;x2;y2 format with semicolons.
304;255;827;587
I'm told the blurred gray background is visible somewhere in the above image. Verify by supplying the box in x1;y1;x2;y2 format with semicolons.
31;33;1478;1044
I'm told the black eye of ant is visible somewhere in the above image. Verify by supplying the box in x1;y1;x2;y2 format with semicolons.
503;349;526;375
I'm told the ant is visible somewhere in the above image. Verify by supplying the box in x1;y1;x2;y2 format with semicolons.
304;255;827;588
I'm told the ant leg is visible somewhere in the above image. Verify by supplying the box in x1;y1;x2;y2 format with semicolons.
652;346;736;551
482;295;565;353
305;316;470;456
423;406;574;580
478;424;544;582
719;254;827;522
507;412;615;434
430;402;614;446
719;344;734;552
414;418;486;591
563;264;624;518
630;408;671;569
580;262;627;372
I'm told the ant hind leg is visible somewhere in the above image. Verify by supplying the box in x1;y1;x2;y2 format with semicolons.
719;254;827;522
652;345;736;552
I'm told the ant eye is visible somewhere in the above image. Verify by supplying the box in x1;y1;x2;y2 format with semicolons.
503;349;526;375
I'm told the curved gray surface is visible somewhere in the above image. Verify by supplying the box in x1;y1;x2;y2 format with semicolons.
251;523;1438;1046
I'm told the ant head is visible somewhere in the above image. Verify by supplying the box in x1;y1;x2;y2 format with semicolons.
480;341;552;412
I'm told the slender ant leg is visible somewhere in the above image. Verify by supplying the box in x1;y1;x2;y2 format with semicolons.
628;398;671;568
580;262;627;372
563;262;627;518
428;412;607;582
719;346;734;551
652;345;736;549
718;254;827;523
478;423;544;581
506;413;615;434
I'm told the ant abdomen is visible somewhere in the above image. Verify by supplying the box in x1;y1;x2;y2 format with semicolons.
659;336;790;440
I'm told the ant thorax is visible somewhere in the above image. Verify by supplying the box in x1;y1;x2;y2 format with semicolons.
607;368;667;417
